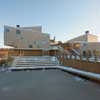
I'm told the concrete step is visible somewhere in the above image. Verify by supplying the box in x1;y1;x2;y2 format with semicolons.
15;64;57;67
12;56;59;67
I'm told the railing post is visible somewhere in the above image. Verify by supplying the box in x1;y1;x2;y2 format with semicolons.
70;55;72;59
80;55;82;61
94;56;97;62
66;54;68;60
93;50;97;62
86;54;89;62
75;55;77;60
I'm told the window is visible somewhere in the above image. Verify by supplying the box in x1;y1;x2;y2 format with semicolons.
34;41;36;44
29;44;33;48
88;50;92;57
83;51;86;57
5;28;10;32
16;30;21;35
21;37;24;39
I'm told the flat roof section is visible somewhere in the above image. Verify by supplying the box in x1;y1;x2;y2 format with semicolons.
0;70;100;100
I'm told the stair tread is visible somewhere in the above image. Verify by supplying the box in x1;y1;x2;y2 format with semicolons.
12;56;59;67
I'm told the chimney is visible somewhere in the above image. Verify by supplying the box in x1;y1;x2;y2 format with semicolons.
54;36;55;41
16;25;20;28
85;30;89;35
85;30;90;42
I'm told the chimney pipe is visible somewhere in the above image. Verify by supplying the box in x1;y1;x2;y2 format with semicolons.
16;25;20;27
85;30;89;34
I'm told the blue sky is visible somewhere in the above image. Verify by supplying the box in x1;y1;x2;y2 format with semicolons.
0;0;100;46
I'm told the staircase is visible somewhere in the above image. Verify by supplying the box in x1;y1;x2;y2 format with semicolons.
71;49;80;56
64;49;80;56
12;56;59;68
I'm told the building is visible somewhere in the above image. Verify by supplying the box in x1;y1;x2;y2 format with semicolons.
63;31;100;56
4;25;50;49
67;31;98;43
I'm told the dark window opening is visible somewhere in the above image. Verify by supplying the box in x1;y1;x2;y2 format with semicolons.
88;50;92;57
29;45;33;48
16;30;21;35
83;51;86;57
6;28;10;32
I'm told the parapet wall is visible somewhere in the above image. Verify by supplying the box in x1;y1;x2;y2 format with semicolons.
59;56;100;74
0;48;58;57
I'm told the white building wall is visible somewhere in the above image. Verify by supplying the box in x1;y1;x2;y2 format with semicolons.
4;25;50;49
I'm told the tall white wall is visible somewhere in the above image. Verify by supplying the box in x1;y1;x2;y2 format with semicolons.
4;25;50;49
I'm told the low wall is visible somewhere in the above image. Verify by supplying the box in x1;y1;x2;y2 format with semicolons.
59;58;100;74
8;49;43;56
0;48;58;56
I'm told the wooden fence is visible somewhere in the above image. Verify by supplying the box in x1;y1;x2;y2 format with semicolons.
58;54;100;74
0;48;59;57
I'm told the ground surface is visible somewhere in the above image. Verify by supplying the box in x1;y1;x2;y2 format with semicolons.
0;69;100;100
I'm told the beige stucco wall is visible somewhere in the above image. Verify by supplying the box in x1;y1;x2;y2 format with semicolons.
88;34;98;42
67;35;87;43
67;34;98;43
87;42;100;51
66;33;99;56
79;42;100;56
4;25;50;49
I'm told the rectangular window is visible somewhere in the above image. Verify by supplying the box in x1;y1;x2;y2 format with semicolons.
16;30;21;35
29;44;33;48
